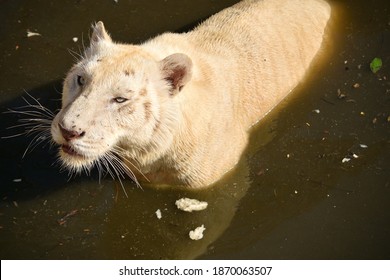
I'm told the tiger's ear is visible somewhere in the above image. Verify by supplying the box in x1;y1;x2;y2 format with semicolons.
160;53;192;95
90;21;112;44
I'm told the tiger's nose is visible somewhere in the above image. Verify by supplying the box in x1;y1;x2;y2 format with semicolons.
59;123;85;142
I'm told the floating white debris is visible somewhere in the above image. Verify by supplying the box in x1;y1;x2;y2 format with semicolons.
359;144;368;148
312;109;320;114
155;209;162;220
27;30;41;37
175;198;208;212
72;37;78;42
342;153;359;163
13;179;22;183
189;225;206;240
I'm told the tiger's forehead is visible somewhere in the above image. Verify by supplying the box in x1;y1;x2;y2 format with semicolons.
83;43;156;67
75;56;153;87
80;55;148;73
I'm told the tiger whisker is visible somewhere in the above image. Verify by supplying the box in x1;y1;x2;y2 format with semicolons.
98;154;129;197
22;131;51;158
67;48;84;62
111;146;149;183
21;92;56;115
1;93;57;162
5;110;50;119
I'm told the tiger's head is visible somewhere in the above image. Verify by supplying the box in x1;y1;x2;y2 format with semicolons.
51;22;192;177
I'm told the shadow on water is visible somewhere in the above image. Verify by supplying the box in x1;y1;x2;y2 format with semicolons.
0;0;389;260
0;81;67;200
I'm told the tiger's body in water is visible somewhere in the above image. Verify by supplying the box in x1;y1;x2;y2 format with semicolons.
51;0;331;187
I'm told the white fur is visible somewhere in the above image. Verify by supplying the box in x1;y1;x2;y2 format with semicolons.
51;0;331;187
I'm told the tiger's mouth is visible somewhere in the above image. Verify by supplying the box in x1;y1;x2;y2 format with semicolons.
61;144;84;158
56;139;141;190
58;144;98;171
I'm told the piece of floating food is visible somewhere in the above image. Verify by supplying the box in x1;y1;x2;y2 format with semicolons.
155;209;162;220
27;30;41;37
175;198;208;212
189;225;206;240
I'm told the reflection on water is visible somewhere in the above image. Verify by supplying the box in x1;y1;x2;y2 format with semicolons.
0;0;389;259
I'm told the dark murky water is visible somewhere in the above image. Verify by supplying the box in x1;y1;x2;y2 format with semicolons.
0;0;389;259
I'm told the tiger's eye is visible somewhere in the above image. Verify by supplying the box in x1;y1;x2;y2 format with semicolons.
113;97;128;103
77;75;85;86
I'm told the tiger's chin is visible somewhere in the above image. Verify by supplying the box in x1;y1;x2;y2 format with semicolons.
57;143;142;190
59;145;98;172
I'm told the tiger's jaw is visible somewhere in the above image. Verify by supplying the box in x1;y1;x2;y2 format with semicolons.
61;143;84;158
56;142;100;172
55;137;143;188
